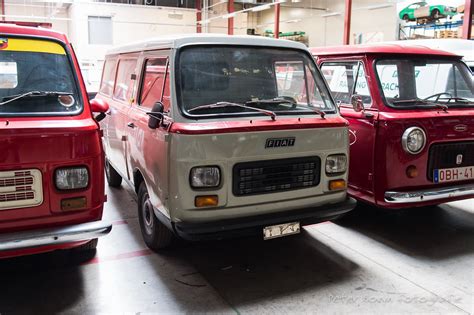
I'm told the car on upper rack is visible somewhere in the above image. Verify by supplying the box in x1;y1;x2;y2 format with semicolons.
399;1;457;22
0;24;111;259
95;34;356;250
311;44;474;209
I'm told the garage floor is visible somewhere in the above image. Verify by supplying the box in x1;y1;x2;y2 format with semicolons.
0;184;473;314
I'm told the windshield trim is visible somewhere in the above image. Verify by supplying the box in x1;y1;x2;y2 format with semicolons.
0;34;84;118
174;44;337;120
373;56;473;110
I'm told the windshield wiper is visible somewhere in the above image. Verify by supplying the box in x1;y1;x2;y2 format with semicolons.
246;97;326;119
392;98;448;112
446;97;474;105
246;97;297;106
0;91;74;106
188;101;276;121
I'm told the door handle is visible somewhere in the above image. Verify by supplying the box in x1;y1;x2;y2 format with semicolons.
127;122;136;129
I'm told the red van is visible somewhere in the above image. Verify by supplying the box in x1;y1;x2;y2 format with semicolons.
0;25;111;258
311;44;474;209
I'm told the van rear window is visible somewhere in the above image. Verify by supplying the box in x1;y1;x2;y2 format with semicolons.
0;38;82;116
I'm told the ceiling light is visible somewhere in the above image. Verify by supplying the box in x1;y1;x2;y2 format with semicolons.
285;19;302;23
222;12;237;18
321;12;341;17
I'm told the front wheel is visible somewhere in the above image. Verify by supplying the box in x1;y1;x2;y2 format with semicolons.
138;182;174;251
402;14;409;21
105;159;122;188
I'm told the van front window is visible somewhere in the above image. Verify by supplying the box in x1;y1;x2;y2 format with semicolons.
177;46;335;118
375;59;474;108
0;38;81;116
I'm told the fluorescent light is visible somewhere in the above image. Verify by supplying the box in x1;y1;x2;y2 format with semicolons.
222;12;237;18
367;4;393;10
252;4;272;12
321;12;341;17
285;19;302;23
198;19;210;24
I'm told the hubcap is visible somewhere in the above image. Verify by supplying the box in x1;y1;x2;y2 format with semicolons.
142;192;154;235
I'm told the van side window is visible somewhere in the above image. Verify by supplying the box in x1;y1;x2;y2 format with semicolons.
100;59;117;96
321;62;372;107
113;59;137;102
140;58;170;109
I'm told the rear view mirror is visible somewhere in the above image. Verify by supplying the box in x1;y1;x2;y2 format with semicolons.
148;102;164;129
351;94;364;112
90;98;109;122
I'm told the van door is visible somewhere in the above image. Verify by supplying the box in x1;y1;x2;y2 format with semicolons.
320;60;378;200
107;57;138;180
127;53;171;211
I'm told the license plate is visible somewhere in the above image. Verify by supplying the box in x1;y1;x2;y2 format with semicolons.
434;166;474;183
263;222;300;240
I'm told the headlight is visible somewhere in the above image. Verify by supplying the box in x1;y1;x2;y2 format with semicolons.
326;154;347;174
55;167;89;190
190;166;221;188
402;127;426;154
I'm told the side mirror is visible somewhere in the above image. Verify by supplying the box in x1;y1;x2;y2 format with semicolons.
148;102;164;129
90;98;109;122
351;94;364;112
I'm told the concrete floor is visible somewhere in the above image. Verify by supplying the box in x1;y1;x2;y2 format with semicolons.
0;184;473;314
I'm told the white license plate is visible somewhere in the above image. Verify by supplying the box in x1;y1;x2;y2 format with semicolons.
263;222;300;240
434;166;474;183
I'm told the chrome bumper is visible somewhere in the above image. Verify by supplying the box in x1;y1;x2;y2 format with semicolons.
385;184;474;204
0;221;112;251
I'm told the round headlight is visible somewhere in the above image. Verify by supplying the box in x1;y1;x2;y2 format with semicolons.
402;127;426;154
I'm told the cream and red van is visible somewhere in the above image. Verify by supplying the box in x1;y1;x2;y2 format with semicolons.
97;34;355;250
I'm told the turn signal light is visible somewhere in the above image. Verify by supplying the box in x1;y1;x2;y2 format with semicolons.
61;197;87;211
329;179;346;191
195;195;218;208
406;165;418;178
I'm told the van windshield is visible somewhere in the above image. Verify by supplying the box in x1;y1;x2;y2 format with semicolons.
0;38;82;116
177;46;335;118
375;58;474;108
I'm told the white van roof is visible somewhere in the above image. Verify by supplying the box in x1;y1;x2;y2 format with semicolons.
106;34;308;56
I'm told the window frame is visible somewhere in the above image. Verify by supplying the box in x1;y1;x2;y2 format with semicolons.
99;57;118;97
320;60;373;109
112;58;138;104
373;57;474;110
174;44;336;120
138;57;170;109
0;35;84;118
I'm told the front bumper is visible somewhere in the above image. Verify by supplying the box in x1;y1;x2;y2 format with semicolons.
384;183;474;204
173;197;356;241
0;221;112;252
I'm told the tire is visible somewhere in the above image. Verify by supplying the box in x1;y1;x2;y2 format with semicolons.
137;181;174;251
105;159;122;188
431;9;440;19
402;14;409;21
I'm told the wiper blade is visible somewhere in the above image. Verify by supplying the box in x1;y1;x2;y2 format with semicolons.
188;101;276;121
446;97;474;104
392;98;448;112
246;97;297;106
246;97;325;119
0;91;73;106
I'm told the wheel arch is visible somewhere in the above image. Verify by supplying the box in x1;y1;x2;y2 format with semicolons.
133;168;146;194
